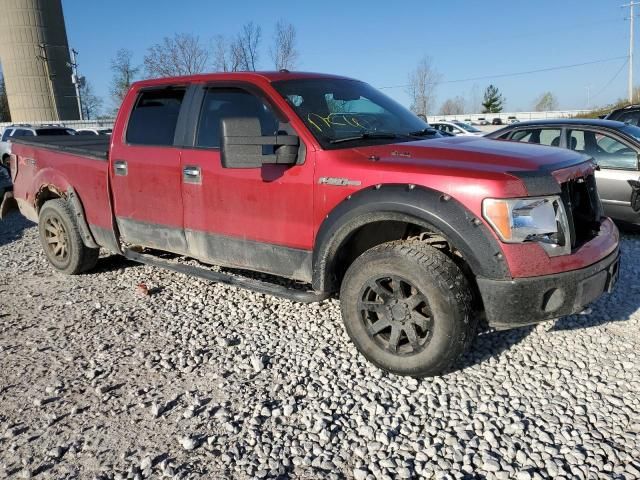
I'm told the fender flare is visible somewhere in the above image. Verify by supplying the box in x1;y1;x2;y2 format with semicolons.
312;184;511;292
29;168;99;249
65;187;99;249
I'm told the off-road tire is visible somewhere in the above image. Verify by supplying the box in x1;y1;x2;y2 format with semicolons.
38;199;99;275
340;240;476;377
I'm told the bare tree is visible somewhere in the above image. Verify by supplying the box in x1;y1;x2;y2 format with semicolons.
533;92;558;112
406;56;441;117
144;33;210;78
231;22;262;71
466;83;481;114
439;96;465;115
270;20;298;70
79;80;103;120
213;35;231;72
110;49;140;111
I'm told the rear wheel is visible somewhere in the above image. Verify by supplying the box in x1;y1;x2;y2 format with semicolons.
340;240;476;377
38;199;99;274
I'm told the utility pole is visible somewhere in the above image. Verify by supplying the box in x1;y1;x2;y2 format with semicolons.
623;2;640;103
69;48;83;120
585;85;592;109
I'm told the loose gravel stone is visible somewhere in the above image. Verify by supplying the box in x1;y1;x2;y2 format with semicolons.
0;212;638;479
180;436;196;451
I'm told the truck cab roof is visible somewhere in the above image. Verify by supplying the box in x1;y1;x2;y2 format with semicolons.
130;71;355;89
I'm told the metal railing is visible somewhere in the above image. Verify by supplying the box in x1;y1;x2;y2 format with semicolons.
427;110;591;123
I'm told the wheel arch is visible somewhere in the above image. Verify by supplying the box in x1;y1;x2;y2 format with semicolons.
312;184;511;293
34;182;99;249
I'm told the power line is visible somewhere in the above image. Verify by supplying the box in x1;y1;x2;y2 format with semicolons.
591;58;629;101
378;56;629;90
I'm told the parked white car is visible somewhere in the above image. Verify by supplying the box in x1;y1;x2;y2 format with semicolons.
0;127;18;167
430;121;485;137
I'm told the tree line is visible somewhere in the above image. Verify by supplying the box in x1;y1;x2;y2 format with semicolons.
406;56;562;116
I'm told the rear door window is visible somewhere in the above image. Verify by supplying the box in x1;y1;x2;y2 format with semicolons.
126;89;186;146
434;124;453;134
616;110;640;126
511;128;561;146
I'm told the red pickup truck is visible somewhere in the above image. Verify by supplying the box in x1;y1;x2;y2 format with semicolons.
1;71;619;377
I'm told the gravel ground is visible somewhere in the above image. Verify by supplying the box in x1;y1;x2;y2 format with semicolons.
0;211;638;480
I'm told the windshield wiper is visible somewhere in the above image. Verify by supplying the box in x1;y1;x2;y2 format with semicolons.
329;132;400;144
407;127;440;137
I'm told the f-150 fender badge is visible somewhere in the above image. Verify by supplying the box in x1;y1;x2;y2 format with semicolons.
318;177;362;187
391;151;412;158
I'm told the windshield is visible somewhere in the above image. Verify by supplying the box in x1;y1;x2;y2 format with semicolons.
272;78;433;148
619;124;640;142
452;121;481;133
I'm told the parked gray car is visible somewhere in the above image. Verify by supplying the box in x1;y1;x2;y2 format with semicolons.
487;119;640;224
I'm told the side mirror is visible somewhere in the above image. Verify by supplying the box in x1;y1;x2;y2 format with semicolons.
221;117;299;169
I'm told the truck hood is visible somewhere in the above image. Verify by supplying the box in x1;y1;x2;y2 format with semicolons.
353;135;589;175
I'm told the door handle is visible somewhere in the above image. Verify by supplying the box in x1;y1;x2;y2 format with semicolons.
114;160;127;176
183;165;201;184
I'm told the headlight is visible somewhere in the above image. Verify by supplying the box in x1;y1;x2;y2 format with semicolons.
482;196;571;256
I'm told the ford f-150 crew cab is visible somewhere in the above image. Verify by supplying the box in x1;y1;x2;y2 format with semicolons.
1;71;620;377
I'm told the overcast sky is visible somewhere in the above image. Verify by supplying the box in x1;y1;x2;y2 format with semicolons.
61;0;633;114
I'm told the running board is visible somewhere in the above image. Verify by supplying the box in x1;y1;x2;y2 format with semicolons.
122;248;330;304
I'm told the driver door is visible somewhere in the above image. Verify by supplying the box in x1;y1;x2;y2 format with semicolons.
179;84;315;280
568;128;640;223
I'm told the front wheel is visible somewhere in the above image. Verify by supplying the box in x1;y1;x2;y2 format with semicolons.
340;240;476;377
38;199;99;275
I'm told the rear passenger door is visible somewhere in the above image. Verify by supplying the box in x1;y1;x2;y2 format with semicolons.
568;128;640;223
110;87;190;253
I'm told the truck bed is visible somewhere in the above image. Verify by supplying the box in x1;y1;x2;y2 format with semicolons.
11;135;110;161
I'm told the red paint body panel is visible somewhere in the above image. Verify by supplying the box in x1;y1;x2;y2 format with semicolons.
10;145;112;230
180;149;315;249
9;71;619;284
501;217;619;278
109;144;183;227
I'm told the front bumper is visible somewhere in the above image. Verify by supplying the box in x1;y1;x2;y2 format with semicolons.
477;248;620;329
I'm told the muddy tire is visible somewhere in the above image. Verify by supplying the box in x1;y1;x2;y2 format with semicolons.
339;240;476;377
38;199;99;275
